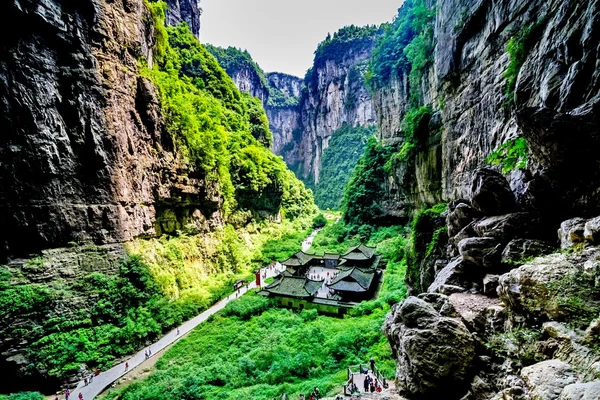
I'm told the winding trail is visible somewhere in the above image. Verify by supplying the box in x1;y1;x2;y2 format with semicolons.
69;264;284;400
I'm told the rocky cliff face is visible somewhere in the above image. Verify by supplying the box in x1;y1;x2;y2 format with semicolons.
0;0;221;261
165;0;201;38
298;44;378;184
265;72;303;163
376;0;600;222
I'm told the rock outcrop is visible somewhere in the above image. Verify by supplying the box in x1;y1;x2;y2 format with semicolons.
383;295;475;399
375;0;600;221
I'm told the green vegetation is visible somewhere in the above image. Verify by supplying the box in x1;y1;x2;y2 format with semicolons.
307;25;383;88
504;19;547;105
0;394;45;400
105;223;408;400
205;44;269;89
405;203;447;292
314;124;376;210
485;328;543;367
0;256;219;379
545;272;600;329
487;137;529;173
342;137;393;226
367;0;435;94
385;106;432;172
312;214;328;229
267;86;301;108
143;7;314;218
366;0;437;172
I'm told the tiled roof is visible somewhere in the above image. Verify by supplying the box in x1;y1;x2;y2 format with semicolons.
327;267;375;293
341;244;376;260
264;276;321;298
282;251;322;267
323;253;340;260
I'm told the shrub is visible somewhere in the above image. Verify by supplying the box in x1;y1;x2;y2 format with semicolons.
313;214;327;229
486;137;529;173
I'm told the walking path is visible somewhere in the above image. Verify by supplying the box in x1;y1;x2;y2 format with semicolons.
69;264;285;400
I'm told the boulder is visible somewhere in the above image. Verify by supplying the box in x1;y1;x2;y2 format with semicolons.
584;216;600;244
470;169;516;215
559;381;600;400
502;239;555;265
583;318;600;344
383;295;475;399
458;237;503;269
428;257;472;293
474;213;542;241
497;253;581;321
447;200;481;237
521;360;578;400
448;292;503;333
558;218;587;249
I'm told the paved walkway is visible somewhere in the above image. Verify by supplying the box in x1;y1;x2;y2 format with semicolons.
68;265;284;400
302;228;320;252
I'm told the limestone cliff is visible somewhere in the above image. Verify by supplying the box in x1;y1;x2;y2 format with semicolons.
265;72;303;162
374;0;600;222
0;0;222;261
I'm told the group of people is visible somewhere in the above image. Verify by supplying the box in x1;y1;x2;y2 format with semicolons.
278;386;320;400
362;374;383;393
55;389;83;400
82;372;95;386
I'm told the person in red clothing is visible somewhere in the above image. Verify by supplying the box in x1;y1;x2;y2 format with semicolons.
78;393;83;400
125;361;129;371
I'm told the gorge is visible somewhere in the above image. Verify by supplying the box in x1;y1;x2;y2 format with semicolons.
1;0;600;399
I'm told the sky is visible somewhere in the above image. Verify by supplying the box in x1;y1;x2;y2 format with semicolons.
199;0;403;78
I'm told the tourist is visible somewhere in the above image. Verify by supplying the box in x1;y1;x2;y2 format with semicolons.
281;393;287;400
125;361;129;371
312;387;320;400
363;375;369;392
65;389;70;400
177;327;180;335
370;356;375;372
84;377;88;386
78;393;83;400
89;372;94;383
148;348;152;356
54;395;59;400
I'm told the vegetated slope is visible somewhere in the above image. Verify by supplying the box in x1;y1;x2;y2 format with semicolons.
104;223;408;400
0;0;316;393
207;25;381;202
313;124;375;210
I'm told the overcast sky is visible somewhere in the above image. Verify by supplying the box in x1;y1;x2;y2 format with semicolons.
199;0;403;77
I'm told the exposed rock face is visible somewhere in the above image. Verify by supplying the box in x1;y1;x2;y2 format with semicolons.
165;0;201;38
384;295;475;399
299;52;378;184
0;0;222;260
265;73;303;159
375;0;600;220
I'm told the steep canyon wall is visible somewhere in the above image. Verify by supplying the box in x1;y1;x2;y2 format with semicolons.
375;0;600;221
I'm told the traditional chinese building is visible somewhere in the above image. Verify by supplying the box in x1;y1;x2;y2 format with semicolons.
260;243;381;315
